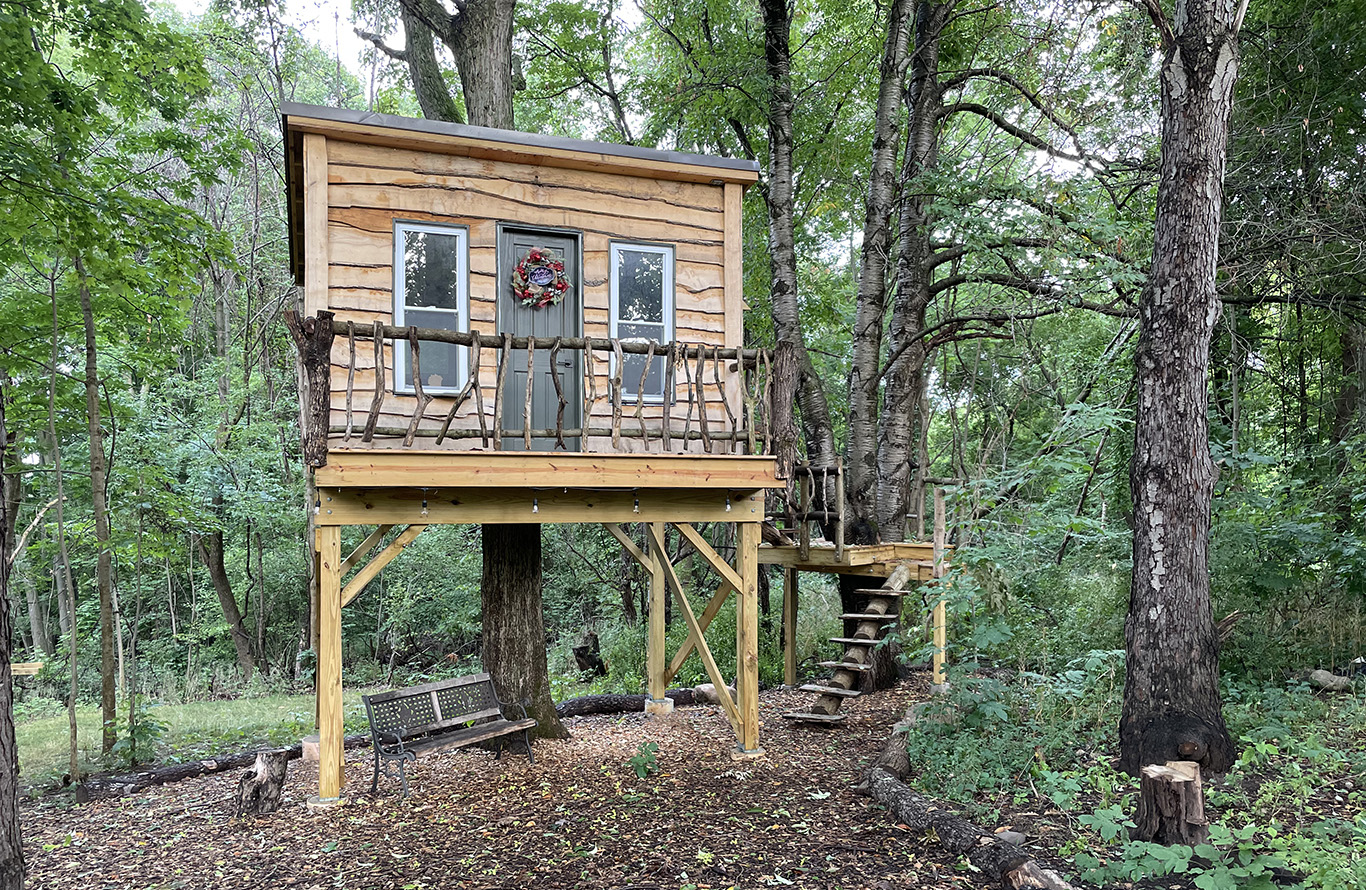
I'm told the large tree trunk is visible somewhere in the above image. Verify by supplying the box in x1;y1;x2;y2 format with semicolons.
759;0;837;472
846;0;916;535
0;389;27;888
480;524;567;739
399;0;517;130
400;4;465;123
875;2;948;543
75;259;117;754
195;512;257;680
1120;0;1246;795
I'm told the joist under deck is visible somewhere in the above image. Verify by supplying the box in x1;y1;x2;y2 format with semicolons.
760;542;939;579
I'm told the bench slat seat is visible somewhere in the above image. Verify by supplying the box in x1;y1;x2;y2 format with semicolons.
363;672;537;797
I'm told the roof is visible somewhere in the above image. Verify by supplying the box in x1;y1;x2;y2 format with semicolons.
282;103;759;285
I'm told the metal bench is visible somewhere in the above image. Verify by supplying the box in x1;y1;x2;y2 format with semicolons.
362;672;537;797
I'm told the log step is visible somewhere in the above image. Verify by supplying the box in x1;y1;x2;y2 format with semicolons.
781;711;847;724
852;589;911;597
800;684;862;698
819;661;872;672
840;612;897;621
829;637;879;646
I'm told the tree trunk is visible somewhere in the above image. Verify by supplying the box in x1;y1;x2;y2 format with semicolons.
400;3;464;123
847;0;916;534
399;0;516;130
23;573;52;657
0;389;27;888
195;516;257;681
75;258;118;755
759;0;837;472
480;524;567;739
1121;0;1247;793
876;1;947;543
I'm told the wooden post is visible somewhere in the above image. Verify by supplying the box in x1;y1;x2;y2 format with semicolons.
316;525;344;802
932;488;948;688
646;522;667;704
782;567;798;686
736;522;761;753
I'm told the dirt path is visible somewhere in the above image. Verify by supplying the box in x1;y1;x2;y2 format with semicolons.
23;681;977;890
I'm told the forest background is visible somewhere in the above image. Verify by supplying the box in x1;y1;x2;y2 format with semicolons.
2;0;1364;880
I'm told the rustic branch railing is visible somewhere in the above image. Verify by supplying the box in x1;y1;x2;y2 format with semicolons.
286;311;776;464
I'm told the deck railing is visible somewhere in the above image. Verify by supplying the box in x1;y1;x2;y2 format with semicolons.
286;311;779;464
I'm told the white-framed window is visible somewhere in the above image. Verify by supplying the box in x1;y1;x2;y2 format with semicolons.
393;221;468;393
609;242;675;402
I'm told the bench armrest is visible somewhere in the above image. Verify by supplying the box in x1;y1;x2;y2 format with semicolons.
495;693;533;723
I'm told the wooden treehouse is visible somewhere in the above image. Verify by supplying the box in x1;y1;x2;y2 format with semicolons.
282;103;947;805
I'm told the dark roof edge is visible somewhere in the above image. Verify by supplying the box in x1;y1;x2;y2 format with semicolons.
281;102;760;176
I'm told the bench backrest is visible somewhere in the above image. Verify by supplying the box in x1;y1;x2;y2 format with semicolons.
364;672;502;740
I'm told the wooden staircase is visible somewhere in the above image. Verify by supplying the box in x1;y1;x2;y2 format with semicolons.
781;563;916;725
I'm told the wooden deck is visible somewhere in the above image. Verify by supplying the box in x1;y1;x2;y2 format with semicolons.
759;542;939;578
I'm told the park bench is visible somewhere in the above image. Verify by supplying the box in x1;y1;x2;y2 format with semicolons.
362;672;537;797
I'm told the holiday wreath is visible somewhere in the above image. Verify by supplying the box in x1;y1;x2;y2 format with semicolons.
512;248;569;309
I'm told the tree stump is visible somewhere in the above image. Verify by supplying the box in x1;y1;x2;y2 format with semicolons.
236;749;290;817
1134;761;1208;844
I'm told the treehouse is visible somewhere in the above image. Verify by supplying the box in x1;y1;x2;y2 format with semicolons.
282;103;945;805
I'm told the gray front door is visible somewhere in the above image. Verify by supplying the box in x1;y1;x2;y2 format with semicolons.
498;228;582;451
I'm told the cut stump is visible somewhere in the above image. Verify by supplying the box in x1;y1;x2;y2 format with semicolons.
1134;760;1208;845
236;749;290;817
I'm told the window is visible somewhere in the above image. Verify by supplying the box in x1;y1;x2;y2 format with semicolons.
609;242;674;401
394;221;468;392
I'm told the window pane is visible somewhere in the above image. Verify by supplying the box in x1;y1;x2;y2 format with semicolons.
402;309;460;389
403;229;460;310
615;249;664;323
619;321;665;397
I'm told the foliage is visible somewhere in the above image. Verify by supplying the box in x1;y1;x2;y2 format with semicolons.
627;741;659;779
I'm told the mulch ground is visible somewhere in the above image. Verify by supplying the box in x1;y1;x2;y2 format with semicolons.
21;680;1005;890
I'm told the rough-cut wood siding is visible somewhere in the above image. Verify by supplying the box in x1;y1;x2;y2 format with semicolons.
318;137;743;453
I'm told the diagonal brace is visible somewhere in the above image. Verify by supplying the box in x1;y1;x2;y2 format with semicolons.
341;524;428;607
602;523;649;570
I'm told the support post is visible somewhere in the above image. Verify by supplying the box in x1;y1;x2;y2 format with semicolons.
736;522;761;755
645;521;669;712
931;488;948;689
315;525;345;803
782;567;798;687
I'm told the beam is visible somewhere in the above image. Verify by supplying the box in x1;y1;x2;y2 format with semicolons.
340;524;428;608
602;523;649;570
316;525;343;801
662;579;733;687
316;487;765;526
673;522;744;592
315;452;784;490
645;523;740;733
340;524;394;575
757;542;938;568
736;522;760;752
646;523;667;702
932;488;948;687
783;567;798;686
302;133;328;316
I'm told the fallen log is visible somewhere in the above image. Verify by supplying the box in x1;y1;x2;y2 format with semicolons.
76;734;371;799
868;767;1075;890
556;688;696;718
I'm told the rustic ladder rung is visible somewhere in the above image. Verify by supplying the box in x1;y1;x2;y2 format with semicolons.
852;588;911;597
828;637;879;646
839;613;896;622
819;661;871;672
800;684;861;698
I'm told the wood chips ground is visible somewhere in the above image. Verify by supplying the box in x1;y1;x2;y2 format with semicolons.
20;680;1008;890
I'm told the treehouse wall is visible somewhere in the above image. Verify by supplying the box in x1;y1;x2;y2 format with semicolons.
293;121;753;454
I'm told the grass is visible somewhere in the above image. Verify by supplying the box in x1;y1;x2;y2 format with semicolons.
14;691;371;791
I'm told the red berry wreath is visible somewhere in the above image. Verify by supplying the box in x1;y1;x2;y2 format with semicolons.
512;248;569;309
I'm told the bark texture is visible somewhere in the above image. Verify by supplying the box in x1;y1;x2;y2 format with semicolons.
235;749;290;817
846;0;916;533
402;5;464;123
0;395;25;887
480;524;568;739
875;1;946;542
1121;0;1246;783
398;0;517;130
759;0;837;472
